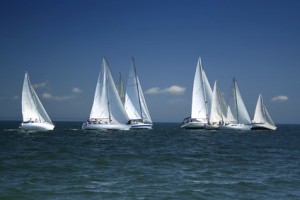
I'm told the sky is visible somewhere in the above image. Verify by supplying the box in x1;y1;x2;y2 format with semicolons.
0;0;299;123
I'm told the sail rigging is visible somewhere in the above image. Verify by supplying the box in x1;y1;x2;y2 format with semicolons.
191;57;212;121
22;72;53;124
252;94;276;130
124;58;152;124
89;57;128;124
116;72;125;105
229;78;251;124
20;72;54;130
209;80;223;124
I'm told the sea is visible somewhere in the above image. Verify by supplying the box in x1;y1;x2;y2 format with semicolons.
0;121;299;200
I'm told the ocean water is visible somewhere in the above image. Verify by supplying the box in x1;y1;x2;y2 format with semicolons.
0;121;299;200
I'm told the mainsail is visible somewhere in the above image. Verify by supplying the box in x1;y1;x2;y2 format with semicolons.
191;57;212;121
229;78;251;124
89;58;128;124
225;105;235;123
125;58;152;123
116;73;125;105
253;94;276;126
209;80;223;124
22;72;53;125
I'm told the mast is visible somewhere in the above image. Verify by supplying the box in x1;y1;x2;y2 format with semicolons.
216;81;224;124
199;58;209;122
117;72;125;104
233;78;239;124
26;72;41;122
260;94;267;123
132;57;143;121
104;58;112;121
30;82;42;122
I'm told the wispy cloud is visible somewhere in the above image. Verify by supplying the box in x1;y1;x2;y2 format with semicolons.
145;87;161;95
41;87;83;101
145;85;186;95
162;85;186;95
33;81;48;89
42;93;73;101
72;87;82;94
271;95;289;102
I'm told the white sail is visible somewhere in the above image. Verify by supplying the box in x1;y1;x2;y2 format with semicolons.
265;108;276;127
116;73;125;105
252;94;276;130
219;90;228;121
181;57;212;129
191;57;212;121
230;78;251;124
253;94;265;123
225;105;236;123
220;78;253;130
202;67;212;113
22;72;53;124
87;58;129;126
20;72;54;130
209;80;223;124
89;64;108;119
125;58;152;124
136;76;152;123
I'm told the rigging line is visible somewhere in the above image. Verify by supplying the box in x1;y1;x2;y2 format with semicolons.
104;58;112;122
28;74;41;122
216;81;224;123
233;78;239;124
132;57;143;121
199;58;209;122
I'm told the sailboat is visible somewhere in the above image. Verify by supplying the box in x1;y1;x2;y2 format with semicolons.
206;80;225;130
19;72;54;130
181;57;212;129
124;58;152;129
252;94;277;130
82;57;130;131
221;78;252;130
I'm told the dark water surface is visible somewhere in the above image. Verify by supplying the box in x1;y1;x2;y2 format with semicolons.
0;121;299;199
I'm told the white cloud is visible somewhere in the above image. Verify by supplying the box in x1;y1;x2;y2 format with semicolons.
145;87;161;95
72;87;82;94
145;85;186;95
33;81;48;89
271;95;289;102
42;92;73;101
41;87;82;101
162;85;186;95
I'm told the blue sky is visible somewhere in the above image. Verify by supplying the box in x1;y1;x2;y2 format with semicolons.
0;0;299;123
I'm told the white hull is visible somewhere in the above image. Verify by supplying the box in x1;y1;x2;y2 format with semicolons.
181;121;207;129
220;123;252;130
251;123;277;131
130;123;152;129
82;122;130;131
19;122;54;131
